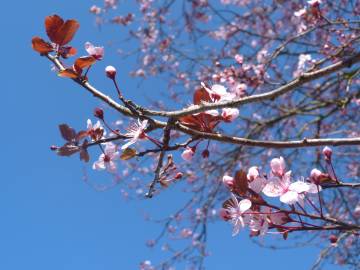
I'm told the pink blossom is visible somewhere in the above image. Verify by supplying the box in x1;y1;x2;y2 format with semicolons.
85;42;104;60
249;213;268;236
263;175;319;205
92;142;119;172
89;5;102;15
310;168;326;188
121;119;148;150
270;156;286;177
202;82;235;102
222;175;234;189
224;194;252;236
221;108;239;122
247;166;266;193
294;8;307;17
181;147;195;161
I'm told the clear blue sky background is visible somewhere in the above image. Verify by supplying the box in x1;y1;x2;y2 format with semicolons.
0;1;347;269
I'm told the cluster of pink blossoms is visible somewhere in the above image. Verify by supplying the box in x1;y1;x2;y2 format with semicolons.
221;156;322;236
181;83;239;162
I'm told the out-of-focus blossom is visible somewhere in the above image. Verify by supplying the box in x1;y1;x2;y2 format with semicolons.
181;147;195;161
92;142;119;172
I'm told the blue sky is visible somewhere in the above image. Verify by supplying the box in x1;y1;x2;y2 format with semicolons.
0;1;347;269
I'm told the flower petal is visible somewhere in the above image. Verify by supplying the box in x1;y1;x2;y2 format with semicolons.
280;191;299;205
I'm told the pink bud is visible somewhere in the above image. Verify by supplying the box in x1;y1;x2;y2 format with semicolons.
222;175;234;189
105;65;117;79
322;146;332;161
310;168;322;184
329;234;338;244
181;147;195;161
94;107;104;119
247;166;259;181
174;172;183;180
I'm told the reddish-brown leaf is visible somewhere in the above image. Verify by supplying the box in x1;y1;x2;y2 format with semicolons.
80;140;90;162
59;46;77;58
233;170;249;196
53;19;80;46
120;148;137;160
59;124;76;141
74;56;96;69
179;115;202;130
57;143;80;156
45;14;64;43
45;15;80;46
58;68;79;79
76;130;89;141
193;87;211;105
31;36;53;53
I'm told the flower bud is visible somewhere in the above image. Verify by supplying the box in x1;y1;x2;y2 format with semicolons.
329;234;338;245
181;147;195;161
201;149;210;159
322;146;332;161
50;145;59;151
105;65;116;79
222;175;234;189
310;168;322;184
94;107;104;119
174;172;183;180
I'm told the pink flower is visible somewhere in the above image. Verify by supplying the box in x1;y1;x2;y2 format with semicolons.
310;168;326;187
92;142;119;172
223;194;252;236
294;8;307;17
222;175;234;189
247;166;266;193
181;147;195;161
249;213;268;236
201;82;235;102
121;119;148;150
263;175;319;205
221;108;239;122
270;156;286;177
85;42;104;60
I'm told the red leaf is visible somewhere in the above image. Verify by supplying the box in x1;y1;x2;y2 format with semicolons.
80;140;90;162
45;15;64;43
233;170;249;196
74;56;96;69
54;19;80;46
59;46;77;58
58;68;79;78
45;15;79;46
59;124;76;141
57;143;80;156
193;86;211;105
31;37;54;53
